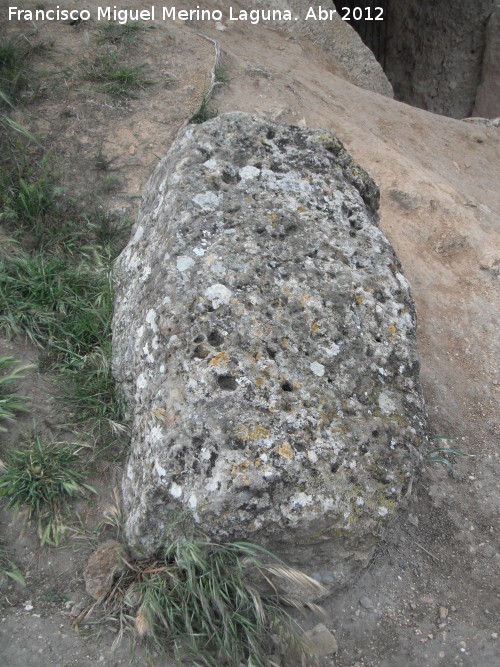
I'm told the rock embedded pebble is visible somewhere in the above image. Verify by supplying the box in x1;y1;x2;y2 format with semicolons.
112;112;428;591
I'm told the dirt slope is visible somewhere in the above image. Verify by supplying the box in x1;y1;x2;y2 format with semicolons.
1;3;499;666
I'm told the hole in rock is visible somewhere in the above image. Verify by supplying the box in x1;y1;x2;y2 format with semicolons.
281;381;294;392
194;344;209;359
221;167;241;184
207;329;224;347
217;375;238;391
331;460;341;474
359;441;370;455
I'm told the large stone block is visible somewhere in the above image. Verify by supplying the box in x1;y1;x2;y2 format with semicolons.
112;113;426;591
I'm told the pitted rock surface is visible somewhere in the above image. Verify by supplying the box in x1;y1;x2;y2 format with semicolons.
112;112;427;590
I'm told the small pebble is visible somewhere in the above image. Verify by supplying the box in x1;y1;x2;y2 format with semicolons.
359;596;374;610
439;606;449;620
492;633;498;640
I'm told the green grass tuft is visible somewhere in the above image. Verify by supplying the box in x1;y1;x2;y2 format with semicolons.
81;50;151;98
0;252;128;452
62;344;128;453
0;252;112;361
0;356;32;431
97;22;146;45
0;28;130;464
0;37;29;100
427;436;474;472
0;434;96;546
0;534;25;586
83;523;325;665
189;95;218;124
214;64;231;84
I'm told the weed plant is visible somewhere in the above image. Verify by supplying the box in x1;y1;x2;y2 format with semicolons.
0;535;25;586
0;117;129;449
97;22;145;45
427;436;473;472
0;252;112;359
81;50;150;98
0;244;127;450
190;95;218;124
214;64;231;84
81;520;325;666
0;356;31;431
0;37;29;100
0;154;63;243
0;140;89;253
63;344;128;452
0;434;96;545
0;434;96;546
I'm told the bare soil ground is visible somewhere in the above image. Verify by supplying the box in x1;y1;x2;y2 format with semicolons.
1;2;499;665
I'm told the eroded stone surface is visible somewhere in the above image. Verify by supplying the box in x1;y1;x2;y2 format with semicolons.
84;540;128;600
112;112;427;590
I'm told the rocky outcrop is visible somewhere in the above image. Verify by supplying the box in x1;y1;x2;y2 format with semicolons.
473;4;500;118
246;0;393;97
383;0;495;118
112;113;427;591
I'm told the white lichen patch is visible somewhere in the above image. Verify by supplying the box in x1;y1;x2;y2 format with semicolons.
324;343;341;357
131;225;144;243
310;361;326;377
210;260;226;277
292;492;313;508
142;342;154;363
145;309;158;332
154;460;167;478
307;450;319;463
170;483;183;498
136;373;147;390
378;391;398;415
239;165;261;181
135;325;145;350
204;283;232;309
140;266;151;282
176;256;195;272
192;191;222;211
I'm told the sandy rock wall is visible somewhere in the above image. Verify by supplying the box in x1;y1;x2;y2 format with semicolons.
473;4;500;117
383;0;495;118
112;113;427;590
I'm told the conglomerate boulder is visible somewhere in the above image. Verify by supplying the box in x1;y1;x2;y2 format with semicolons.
112;112;427;590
